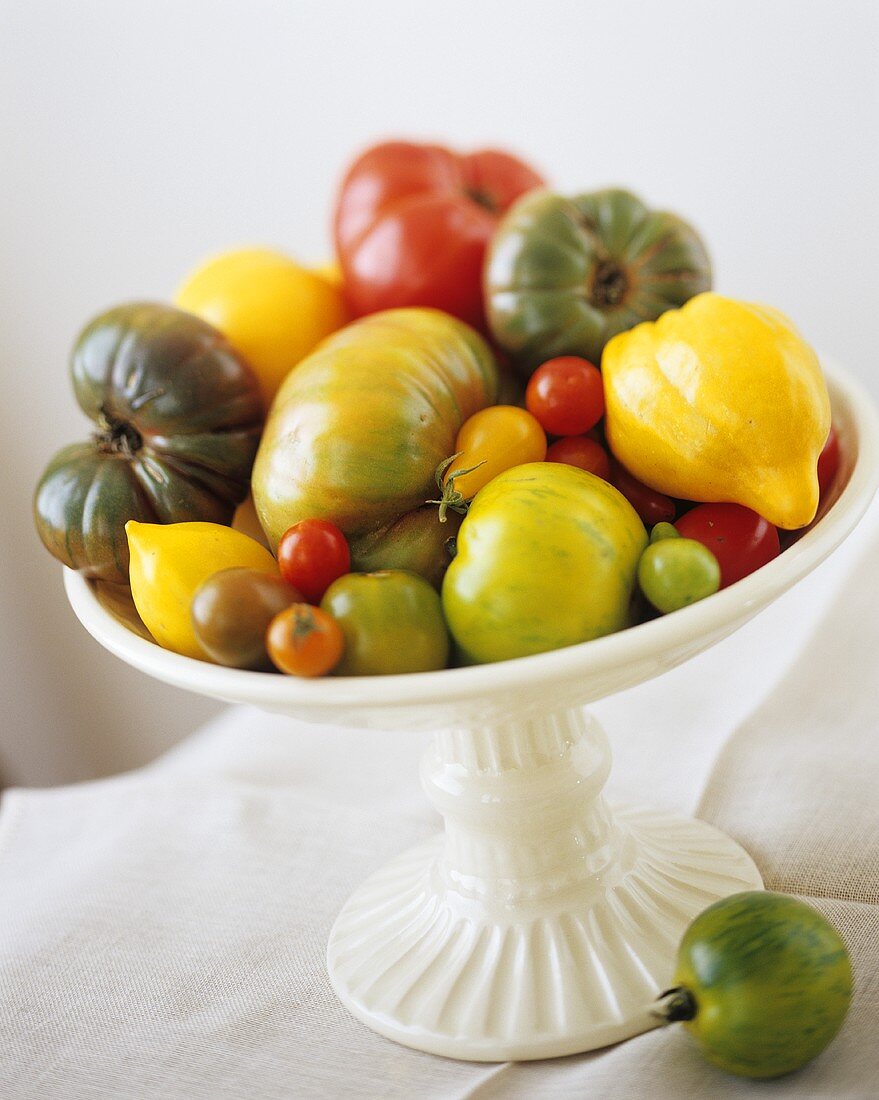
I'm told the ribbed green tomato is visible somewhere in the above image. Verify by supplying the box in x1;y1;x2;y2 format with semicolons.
320;570;450;676
666;892;852;1079
34;303;263;583
252;307;498;586
485;188;712;376
441;462;647;664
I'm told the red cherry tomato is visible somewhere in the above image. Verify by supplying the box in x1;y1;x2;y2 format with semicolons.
525;357;605;437
546;436;611;481
675;503;780;588
609;460;676;525
334;142;544;329
277;519;351;604
817;425;840;497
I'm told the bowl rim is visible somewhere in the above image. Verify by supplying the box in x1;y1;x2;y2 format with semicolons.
64;355;879;710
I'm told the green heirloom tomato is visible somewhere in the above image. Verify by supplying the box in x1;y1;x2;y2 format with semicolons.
442;462;647;664
252;307;498;586
320;570;450;676
663;891;852;1079
351;507;462;590
638;537;720;613
34;303;263;583
485;188;712;376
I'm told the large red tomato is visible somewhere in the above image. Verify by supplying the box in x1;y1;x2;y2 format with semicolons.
333;141;544;329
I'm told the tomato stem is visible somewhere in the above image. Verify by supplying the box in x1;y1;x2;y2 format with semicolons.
426;452;486;523
652;986;698;1024
94;406;143;455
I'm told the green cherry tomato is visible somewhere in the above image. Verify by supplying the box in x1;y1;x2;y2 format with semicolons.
320;570;450;675
649;521;681;544
638;537;720;613
663;891;852;1079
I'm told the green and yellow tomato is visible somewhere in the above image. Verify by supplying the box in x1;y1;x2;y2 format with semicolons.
34;303;263;583
320;570;449;675
442;462;647;663
664;891;852;1079
638;537;720;613
485;188;712;375
252;307;498;585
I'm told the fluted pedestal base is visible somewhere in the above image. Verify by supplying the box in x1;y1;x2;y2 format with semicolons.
327;710;762;1061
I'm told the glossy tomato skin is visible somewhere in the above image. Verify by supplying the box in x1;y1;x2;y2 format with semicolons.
817;425;840;497
546;436;611;481
266;604;345;678
638;538;720;614
672;892;852;1078
675;503;780;588
525;357;605;437
191;567;301;670
321;570;449;675
334;142;544;329
252;308;498;585
446;406;547;500
277;519;350;605
610;460;676;525
442;463;647;664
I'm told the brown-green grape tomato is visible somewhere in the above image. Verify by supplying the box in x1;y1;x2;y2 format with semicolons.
638;538;720;613
191;567;301;670
320;570;449;675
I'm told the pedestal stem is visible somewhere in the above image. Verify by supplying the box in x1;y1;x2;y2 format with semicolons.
423;710;622;909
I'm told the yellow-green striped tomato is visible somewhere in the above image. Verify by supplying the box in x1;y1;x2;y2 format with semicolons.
441;462;647;663
664;891;852;1079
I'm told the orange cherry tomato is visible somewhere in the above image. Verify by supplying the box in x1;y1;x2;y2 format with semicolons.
266;604;345;677
443;405;547;502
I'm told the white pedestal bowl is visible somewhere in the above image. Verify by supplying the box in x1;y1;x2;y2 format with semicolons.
65;361;879;1062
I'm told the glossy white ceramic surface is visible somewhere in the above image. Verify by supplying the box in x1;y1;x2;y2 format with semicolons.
64;358;879;1060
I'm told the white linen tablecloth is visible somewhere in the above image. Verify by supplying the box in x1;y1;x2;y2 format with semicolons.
1;502;878;1099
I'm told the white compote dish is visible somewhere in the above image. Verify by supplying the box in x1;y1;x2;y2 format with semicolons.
65;358;879;1061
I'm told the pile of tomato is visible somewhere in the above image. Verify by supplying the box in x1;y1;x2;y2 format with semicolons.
35;137;842;680
178;352;839;678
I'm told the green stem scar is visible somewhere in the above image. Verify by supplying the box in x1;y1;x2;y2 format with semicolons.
426;453;486;523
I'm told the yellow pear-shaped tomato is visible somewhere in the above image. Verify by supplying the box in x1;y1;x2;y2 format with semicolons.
602;293;831;530
442;462;647;663
126;520;278;659
175;249;349;406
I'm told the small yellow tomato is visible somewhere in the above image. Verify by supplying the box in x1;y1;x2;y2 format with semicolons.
445;405;546;500
175;248;349;407
126;520;278;659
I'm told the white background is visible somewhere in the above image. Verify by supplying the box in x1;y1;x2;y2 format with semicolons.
1;0;877;784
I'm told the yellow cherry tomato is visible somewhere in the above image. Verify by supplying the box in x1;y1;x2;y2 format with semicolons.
444;405;547;501
175;248;349;407
126;520;278;659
